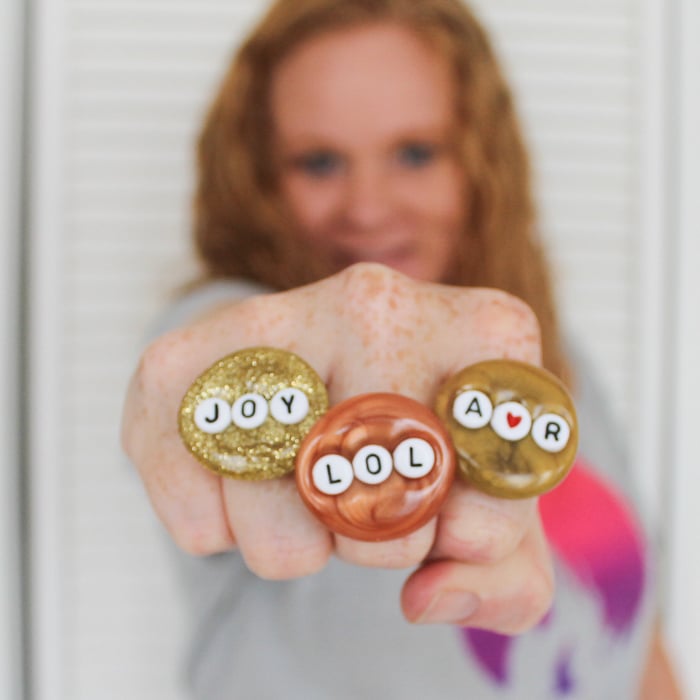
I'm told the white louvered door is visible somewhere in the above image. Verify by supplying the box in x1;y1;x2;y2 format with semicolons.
1;0;25;697
25;1;696;698
666;0;700;694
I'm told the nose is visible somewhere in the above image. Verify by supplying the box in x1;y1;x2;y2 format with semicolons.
342;162;394;230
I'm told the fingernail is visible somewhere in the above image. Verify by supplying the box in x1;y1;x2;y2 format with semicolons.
418;591;480;624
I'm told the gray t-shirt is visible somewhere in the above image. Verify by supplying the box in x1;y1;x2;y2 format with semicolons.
152;280;655;700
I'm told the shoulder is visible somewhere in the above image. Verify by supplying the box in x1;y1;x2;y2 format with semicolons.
148;278;271;339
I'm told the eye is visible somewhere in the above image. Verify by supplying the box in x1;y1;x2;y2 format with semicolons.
395;141;439;168
291;150;343;178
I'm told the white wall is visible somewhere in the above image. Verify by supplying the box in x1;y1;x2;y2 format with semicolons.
23;0;698;698
26;0;66;697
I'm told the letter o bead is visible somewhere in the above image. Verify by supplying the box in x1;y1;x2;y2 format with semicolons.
296;393;456;541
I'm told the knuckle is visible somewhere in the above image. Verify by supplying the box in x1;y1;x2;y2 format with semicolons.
137;331;186;393
526;564;554;616
242;537;330;581
164;487;237;557
120;332;186;461
171;522;233;557
474;289;542;361
337;263;409;322
439;503;525;565
338;260;403;292
333;263;420;360
445;525;515;565
338;531;432;570
507;563;555;634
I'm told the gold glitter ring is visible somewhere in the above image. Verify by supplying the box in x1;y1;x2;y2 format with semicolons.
179;347;329;480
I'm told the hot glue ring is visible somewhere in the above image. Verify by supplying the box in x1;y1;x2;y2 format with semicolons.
178;347;328;480
295;393;456;542
433;360;578;499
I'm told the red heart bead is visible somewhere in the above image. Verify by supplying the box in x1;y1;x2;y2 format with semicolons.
507;413;522;428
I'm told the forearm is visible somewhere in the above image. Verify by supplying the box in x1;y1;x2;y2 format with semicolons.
639;624;684;699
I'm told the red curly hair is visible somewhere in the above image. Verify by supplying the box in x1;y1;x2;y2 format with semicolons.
194;0;567;380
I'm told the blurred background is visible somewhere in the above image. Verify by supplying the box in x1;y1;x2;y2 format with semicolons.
1;0;698;698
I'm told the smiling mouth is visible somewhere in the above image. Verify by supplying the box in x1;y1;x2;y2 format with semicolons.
335;245;415;269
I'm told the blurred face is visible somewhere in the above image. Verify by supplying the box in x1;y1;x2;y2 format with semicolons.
270;23;467;283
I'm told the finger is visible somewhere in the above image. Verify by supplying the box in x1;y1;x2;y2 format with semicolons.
122;297;329;560
430;479;539;564
294;388;455;564
169;324;334;578
122;339;235;556
401;516;553;635
223;477;333;580
138;447;236;556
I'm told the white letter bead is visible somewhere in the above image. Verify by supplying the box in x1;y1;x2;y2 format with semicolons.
393;438;435;479
352;445;394;485
194;398;232;434
231;393;268;429
312;455;354;495
531;414;571;453
452;390;493;429
270;388;310;425
491;401;532;441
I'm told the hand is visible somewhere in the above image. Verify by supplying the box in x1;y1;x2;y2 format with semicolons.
121;263;553;634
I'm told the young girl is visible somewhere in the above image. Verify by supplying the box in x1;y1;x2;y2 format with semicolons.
122;0;681;696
